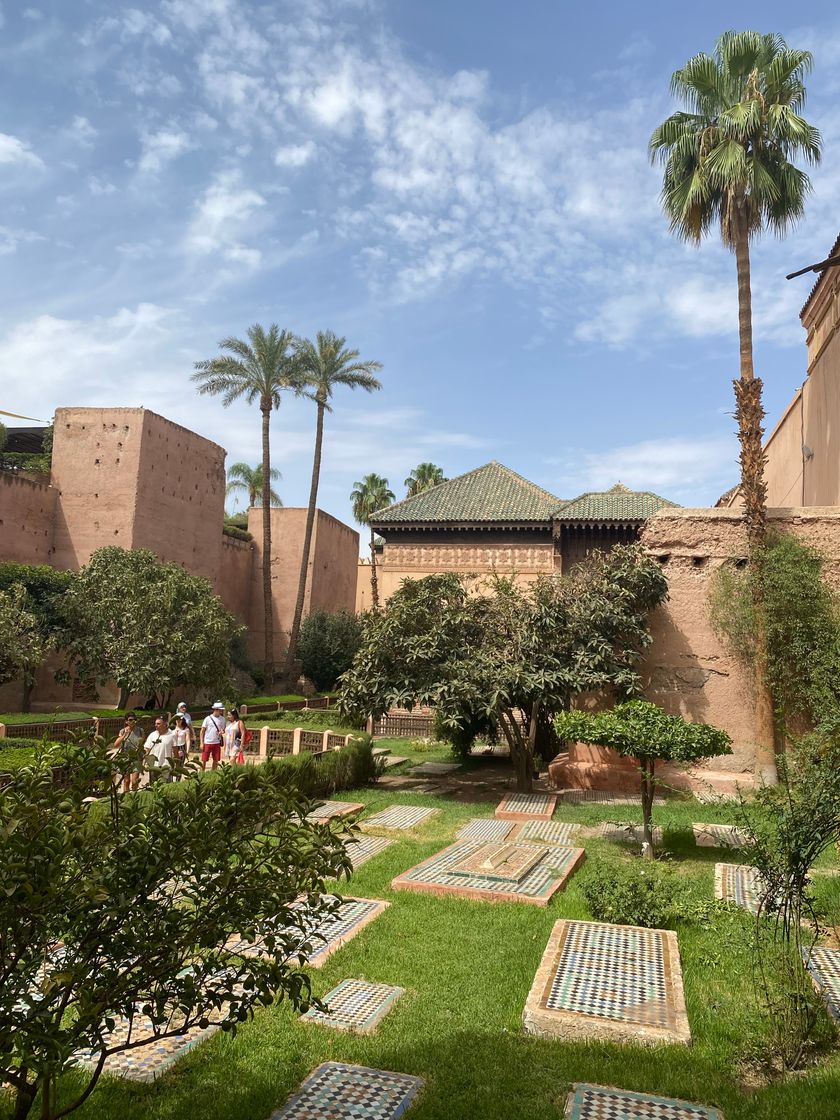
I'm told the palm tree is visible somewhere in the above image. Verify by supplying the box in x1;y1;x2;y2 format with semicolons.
283;332;382;681
225;462;283;510
404;462;447;497
650;30;821;783
351;474;394;610
193;324;300;688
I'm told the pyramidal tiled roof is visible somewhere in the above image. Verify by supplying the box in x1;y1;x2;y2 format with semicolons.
371;461;564;524
556;483;678;522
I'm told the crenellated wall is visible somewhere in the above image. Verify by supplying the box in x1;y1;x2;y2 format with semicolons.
0;472;56;564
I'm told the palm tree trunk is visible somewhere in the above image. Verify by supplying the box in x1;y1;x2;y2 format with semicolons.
284;401;324;681
369;527;380;610
732;207;776;785
260;403;274;690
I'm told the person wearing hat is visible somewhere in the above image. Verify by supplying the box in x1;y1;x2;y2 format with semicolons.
199;702;226;771
175;701;192;728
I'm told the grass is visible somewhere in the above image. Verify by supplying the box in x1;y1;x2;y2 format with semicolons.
6;746;840;1120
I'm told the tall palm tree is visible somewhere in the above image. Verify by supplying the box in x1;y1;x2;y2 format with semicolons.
193;324;300;688
650;30;821;783
283;331;382;681
404;462;447;497
225;462;283;510
351;473;394;610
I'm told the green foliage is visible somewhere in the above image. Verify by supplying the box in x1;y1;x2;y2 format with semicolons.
0;585;46;693
350;473;395;526
578;857;680;928
222;521;253;541
298;610;363;691
225;461;282;509
0;421;6;452
432;707;497;759
0;563;72;634
56;547;242;704
404;462;446;497
0;740;350;1120
710;534;840;734
554;700;732;764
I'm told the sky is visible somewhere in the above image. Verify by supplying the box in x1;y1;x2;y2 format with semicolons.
2;0;840;536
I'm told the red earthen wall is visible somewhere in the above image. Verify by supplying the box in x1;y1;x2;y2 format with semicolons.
0;473;56;564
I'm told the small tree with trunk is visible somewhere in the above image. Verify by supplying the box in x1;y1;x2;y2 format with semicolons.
0;585;46;709
350;474;395;610
555;700;732;856
0;565;73;711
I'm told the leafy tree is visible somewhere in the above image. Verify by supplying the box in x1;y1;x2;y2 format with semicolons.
298;609;363;691
56;547;241;708
404;462;446;497
339;546;667;791
225;462;282;510
193;324;302;689
284;332;382;681
650;31;821;783
0;740;351;1119
0;421;6;452
0;564;73;710
350;473;395;610
555;700;732;856
0;585;46;707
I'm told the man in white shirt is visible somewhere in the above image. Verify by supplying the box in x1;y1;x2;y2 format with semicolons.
144;717;176;784
200;702;226;771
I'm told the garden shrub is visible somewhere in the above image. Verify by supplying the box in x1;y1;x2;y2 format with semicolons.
578;857;680;928
299;610;362;691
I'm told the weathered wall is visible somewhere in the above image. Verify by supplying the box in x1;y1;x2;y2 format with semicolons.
218;535;253;622
764;390;804;507
0;473;56;564
309;510;361;615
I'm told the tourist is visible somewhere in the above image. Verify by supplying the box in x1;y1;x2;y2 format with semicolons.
171;713;193;778
175;700;192;727
223;707;245;764
114;714;144;793
199;701;226;771
144;716;176;784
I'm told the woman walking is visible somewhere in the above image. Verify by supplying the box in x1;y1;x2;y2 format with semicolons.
171;713;193;778
223;708;245;764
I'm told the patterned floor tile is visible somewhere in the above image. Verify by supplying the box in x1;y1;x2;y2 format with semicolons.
79;1015;220;1082
590;822;663;847
346;835;396;870
455;818;515;842
693;824;749;849
495;791;557;820
566;1083;723;1118
306;801;364;823
301;979;405;1034
225;896;388;966
714;863;768;915
513;820;582;845
558;790;666;805
271;1061;424;1119
362;805;440;831
392;839;584;906
524;919;690;1045
803;946;840;1022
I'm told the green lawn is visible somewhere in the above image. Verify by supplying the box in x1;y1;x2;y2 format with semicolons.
8;750;840;1120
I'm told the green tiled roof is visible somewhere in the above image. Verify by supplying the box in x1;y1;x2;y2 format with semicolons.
555;483;678;522
371;461;564;524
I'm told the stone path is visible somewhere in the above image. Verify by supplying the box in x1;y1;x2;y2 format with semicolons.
392;839;584;906
495;791;557;820
566;1083;723;1119
271;1061;424;1119
300;979;405;1034
362;805;440;831
345;835;396;870
693;823;749;849
714;863;767;915
306;801;364;823
803;946;840;1023
225;897;388;965
523;919;690;1045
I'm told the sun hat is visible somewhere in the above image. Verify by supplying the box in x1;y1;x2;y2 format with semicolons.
212;701;224;709
177;701;188;709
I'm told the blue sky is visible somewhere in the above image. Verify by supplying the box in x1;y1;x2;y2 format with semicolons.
2;0;840;535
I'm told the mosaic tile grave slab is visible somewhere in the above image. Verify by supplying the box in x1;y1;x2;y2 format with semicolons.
803;946;840;1022
408;761;460;775
362;805;440;831
523;919;690;1045
450;841;547;882
225;896;388;965
512;819;582;845
455;817;515;842
346;835;396;870
495;791;557;820
306;801;365;823
392;839;584;906
565;1083;723;1119
79;1015;219;1082
714;863;767;915
693;823;749;849
558;790;666;805
590;822;663;847
271;1061;424;1119
301;979;405;1034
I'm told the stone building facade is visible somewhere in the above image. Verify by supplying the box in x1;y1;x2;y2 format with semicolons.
0;406;359;708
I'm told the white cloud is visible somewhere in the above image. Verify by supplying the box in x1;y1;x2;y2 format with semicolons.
0;132;44;170
138;127;193;173
275;141;316;167
22;8;43;20
185;169;266;267
0;225;45;256
87;175;117;196
122;8;172;45
64;115;98;148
